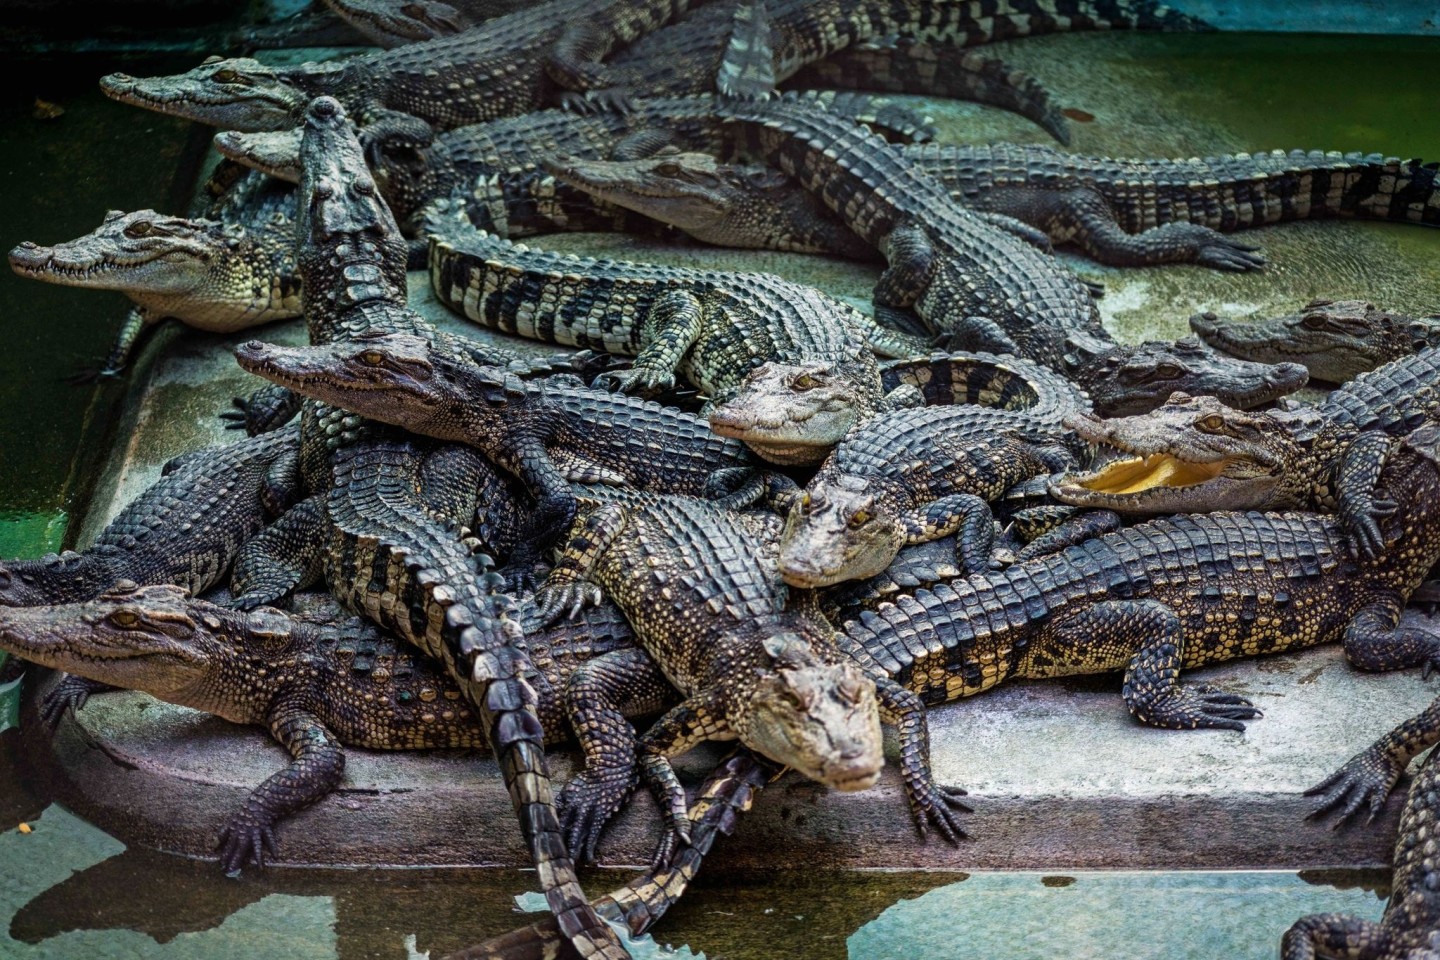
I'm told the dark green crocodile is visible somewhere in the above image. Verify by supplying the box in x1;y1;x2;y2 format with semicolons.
1286;692;1440;958
836;422;1440;831
99;0;697;132
530;489;900;859
0;583;653;872
547;144;1440;276
1192;298;1440;384
425;209;929;464
237;96;626;960
232;331;761;508
1049;348;1440;544
0;426;298;607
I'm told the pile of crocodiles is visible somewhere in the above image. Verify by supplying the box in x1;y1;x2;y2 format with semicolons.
5;1;1440;956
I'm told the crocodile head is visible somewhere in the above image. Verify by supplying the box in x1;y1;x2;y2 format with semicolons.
1068;336;1308;416
340;0;470;43
0;552;117;607
297;97;409;308
1049;393;1307;514
235;332;494;443
99;56;338;131
0;583;227;699
1190;299;1440;383
708;361;869;466
10;209;238;300
777;474;904;588
736;632;884;792
214;128;303;182
544;151;870;257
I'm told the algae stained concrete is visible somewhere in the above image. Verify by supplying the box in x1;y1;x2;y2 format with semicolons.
34;30;1440;872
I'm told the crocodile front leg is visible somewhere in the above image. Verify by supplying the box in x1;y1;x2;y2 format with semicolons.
874;222;935;330
594;288;705;396
1050;599;1262;730
559;647;675;862
636;686;734;848
871;674;971;842
230;495;327;610
1306;695;1440;825
220;384;303;436
1343;599;1440;674
1280;915;1391;960
1333;431;1399;560
534;503;627;623
217;703;345;872
899;493;996;575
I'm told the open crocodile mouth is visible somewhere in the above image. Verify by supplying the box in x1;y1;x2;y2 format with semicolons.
1066;451;1231;495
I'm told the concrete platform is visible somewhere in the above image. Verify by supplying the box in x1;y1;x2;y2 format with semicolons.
20;29;1440;875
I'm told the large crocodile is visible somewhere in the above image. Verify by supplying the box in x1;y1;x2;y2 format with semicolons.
1049;348;1440;538
836;422;1440;822
530;489;906;858
425;211;928;463
1191;298;1440;383
547;144;1440;275
99;0;696;132
241;96;626;960
0;584;650;872
1285;694;1440;958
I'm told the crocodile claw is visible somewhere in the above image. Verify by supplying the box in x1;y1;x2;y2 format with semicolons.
532;581;603;625
216;813;279;873
1133;683;1262;732
1195;238;1267;272
39;675;100;731
1304;746;1402;828
911;783;972;844
557;764;639;863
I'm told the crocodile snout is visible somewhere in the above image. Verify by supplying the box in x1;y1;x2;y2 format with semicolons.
8;242;51;272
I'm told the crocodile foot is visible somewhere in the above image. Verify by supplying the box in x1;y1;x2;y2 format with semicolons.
216;812;279;873
1305;745;1405;828
1130;683;1262;732
593;366;675;396
557;764;640;863
1194;236;1267;272
533;581;604;625
39;675;108;731
557;88;636;116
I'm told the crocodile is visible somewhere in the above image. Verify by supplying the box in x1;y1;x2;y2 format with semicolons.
530;489;909;859
1049;347;1440;531
9;207;300;376
238;96;626;960
1191;298;1440;383
0;583;655;872
547;144;1440;277
1285;694;1440;958
836;422;1440;825
0;426;299;607
320;0;534;46
232;331;762;509
426;211;929;463
100;0;697;132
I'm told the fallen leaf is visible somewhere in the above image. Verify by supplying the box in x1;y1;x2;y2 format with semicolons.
1061;107;1095;123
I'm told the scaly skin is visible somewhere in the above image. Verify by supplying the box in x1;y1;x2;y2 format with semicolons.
426;208;923;464
242;97;625;960
530;491;893;859
1192;298;1440;384
9;208;301;375
0;584;650;872
1050;347;1440;526
233;331;760;510
549;144;1440;281
840;423;1440;822
1285;695;1440;959
0;426;298;607
320;0;534;46
99;0;696;132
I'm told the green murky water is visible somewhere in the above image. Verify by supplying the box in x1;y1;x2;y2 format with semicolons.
1;27;1437;960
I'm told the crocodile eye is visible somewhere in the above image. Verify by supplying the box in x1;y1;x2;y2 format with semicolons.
792;374;820;390
360;351;385;365
654;162;682;177
1197;414;1227;432
848;510;871;528
212;68;240;83
1153;363;1183;379
124;220;153;238
1301;313;1330;330
109;608;141;628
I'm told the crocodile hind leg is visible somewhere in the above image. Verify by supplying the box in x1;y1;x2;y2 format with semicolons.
230;496;327;610
1343;599;1440;674
1280;914;1391;960
217;704;345;872
593;288;705;395
559;647;676;862
1305;696;1440;826
1051;599;1262;729
974;187;1266;272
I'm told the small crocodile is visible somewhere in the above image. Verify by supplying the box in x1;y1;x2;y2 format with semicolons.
0;426;298;607
246;96;624;959
426;211;927;463
0;583;651;872
1286;693;1440;958
530;490;901;858
9;207;300;376
837;423;1440;827
1050;347;1440;529
548;144;1440;277
100;0;696;132
1192;298;1440;383
232;331;760;508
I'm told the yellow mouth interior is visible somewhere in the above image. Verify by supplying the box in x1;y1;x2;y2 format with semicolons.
1078;454;1228;494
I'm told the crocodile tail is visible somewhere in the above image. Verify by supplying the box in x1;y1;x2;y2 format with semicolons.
788;41;1071;145
879;351;1092;420
438;751;777;960
718;0;777;99
972;0;1213;37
